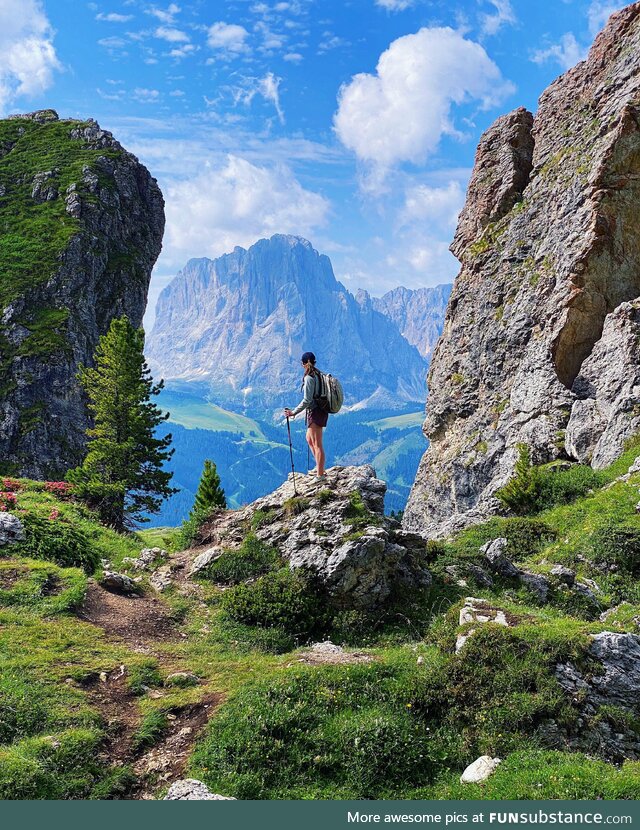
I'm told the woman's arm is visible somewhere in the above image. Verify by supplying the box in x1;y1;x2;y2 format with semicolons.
289;375;315;416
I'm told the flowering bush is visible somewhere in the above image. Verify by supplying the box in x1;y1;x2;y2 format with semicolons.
48;508;60;521
1;477;21;492
44;481;75;499
0;491;18;511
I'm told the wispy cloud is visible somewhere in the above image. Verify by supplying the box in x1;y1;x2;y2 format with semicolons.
479;0;516;37
154;25;189;43
374;0;414;10
531;32;585;70
230;72;285;124
146;3;180;25
133;87;160;102
96;12;133;23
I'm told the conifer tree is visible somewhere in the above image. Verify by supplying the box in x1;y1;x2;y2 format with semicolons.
193;459;227;513
67;315;177;530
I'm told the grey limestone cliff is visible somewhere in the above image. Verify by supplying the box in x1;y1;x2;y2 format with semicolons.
0;110;164;478
404;4;640;537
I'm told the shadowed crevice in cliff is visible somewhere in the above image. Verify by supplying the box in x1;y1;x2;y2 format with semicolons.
552;103;640;390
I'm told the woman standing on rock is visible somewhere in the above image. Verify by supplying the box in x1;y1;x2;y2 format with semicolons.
284;351;328;481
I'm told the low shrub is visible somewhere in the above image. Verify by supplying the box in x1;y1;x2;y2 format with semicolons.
497;446;604;515
221;567;329;638
11;512;98;573
202;534;282;584
591;525;640;576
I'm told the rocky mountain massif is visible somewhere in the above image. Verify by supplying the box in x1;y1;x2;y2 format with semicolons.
146;235;433;412
405;4;640;537
357;284;452;359
0;110;164;479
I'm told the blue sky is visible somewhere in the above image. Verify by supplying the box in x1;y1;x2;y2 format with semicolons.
0;0;628;326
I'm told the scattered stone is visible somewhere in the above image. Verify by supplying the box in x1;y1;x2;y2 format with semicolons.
163;779;236;801
550;565;575;586
189;547;223;576
0;512;25;545
150;567;172;592
455;598;514;653
126;547;167;570
165;672;199;688
100;571;137;595
518;571;550;602
460;756;502;784
481;539;520;578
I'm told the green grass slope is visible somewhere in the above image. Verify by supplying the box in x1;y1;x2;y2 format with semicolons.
1;440;640;799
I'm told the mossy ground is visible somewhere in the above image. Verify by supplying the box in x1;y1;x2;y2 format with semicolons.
2;445;640;799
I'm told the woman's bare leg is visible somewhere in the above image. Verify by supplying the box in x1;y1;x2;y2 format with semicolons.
309;424;325;476
306;427;316;472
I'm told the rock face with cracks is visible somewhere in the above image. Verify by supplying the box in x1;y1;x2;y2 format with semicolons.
404;4;640;538
197;464;431;610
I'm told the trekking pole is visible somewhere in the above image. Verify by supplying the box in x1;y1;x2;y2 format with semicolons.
286;415;298;496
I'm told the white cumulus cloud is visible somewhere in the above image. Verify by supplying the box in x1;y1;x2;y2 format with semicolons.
0;0;61;115
161;155;330;270
207;21;250;57
333;27;514;174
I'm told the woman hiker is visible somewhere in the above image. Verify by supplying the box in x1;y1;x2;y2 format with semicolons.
284;351;328;481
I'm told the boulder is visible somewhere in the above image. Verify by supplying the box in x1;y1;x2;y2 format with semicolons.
0;512;25;545
100;571;137;595
189;547;223;576
460;755;502;784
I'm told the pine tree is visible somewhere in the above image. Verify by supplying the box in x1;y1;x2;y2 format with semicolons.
67;316;177;531
193;459;227;513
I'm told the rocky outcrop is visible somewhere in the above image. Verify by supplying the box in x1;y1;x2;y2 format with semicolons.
404;5;640;537
356;284;452;360
197;464;431;610
146;235;428;412
0;110;164;479
550;632;640;762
